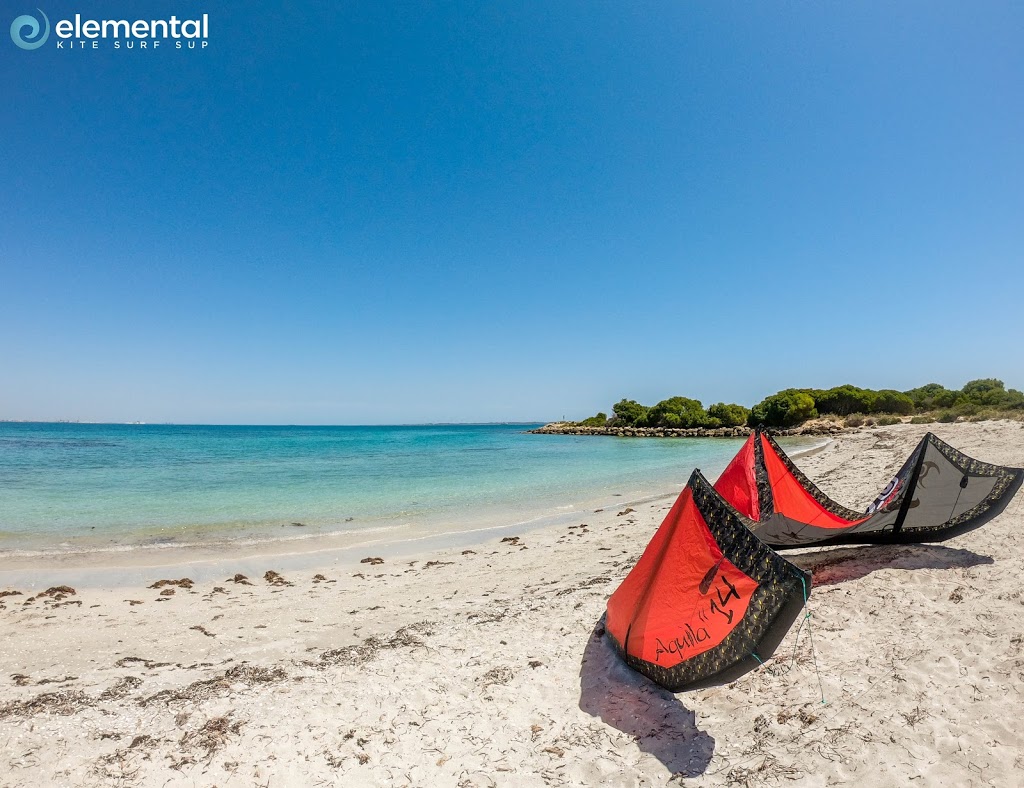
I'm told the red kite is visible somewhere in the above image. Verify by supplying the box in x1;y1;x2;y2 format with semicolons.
716;431;1023;549
605;470;810;690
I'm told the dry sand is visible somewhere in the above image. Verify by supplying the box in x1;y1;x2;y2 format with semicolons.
1;420;1022;786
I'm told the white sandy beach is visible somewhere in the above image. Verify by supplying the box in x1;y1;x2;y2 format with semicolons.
2;420;1023;786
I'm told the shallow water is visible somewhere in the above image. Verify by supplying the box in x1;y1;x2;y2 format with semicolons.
0;422;820;556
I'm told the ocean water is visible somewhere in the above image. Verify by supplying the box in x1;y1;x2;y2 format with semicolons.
0;422;819;556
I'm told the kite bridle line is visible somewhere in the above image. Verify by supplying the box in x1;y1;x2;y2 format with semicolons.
797;575;827;706
749;574;826;705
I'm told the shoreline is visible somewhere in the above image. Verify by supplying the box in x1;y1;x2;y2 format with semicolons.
0;438;831;587
0;422;763;566
0;487;681;589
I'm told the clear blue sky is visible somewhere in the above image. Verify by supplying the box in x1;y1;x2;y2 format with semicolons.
3;2;1022;424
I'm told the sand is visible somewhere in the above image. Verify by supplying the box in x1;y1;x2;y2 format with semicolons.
1;420;1022;786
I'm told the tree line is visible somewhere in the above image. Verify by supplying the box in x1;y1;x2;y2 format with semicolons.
574;379;1024;429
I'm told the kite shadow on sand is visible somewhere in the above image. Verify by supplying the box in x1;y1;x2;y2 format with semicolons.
790;543;993;587
578;616;715;778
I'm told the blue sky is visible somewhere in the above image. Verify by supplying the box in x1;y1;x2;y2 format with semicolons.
2;2;1022;424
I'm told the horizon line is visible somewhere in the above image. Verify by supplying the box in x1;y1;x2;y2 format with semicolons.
0;420;550;428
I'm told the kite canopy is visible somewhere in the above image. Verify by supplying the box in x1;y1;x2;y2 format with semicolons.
605;470;810;691
715;431;1023;549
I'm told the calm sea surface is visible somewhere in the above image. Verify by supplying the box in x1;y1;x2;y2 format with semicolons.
0;423;819;556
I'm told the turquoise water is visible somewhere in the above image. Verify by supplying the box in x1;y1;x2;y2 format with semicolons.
0;423;817;556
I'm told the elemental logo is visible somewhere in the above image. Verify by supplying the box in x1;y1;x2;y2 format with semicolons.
10;8;50;49
8;8;210;51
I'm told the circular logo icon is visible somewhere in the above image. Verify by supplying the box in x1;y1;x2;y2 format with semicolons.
10;9;50;50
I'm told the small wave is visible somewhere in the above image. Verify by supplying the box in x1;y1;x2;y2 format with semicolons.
0;521;415;560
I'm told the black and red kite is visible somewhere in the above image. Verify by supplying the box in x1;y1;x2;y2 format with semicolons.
715;430;1023;549
605;470;810;691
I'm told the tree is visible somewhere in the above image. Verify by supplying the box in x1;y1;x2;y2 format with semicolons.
707;402;751;427
813;385;875;416
748;390;818;428
871;389;915;415
578;412;608;427
904;383;957;410
646;396;713;428
959;378;1009;407
611;399;648;427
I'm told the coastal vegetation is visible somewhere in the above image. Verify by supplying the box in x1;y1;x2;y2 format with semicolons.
571;379;1024;430
605;397;750;430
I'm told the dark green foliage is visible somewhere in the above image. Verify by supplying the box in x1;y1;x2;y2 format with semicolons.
904;379;1023;417
959;378;1007;406
904;383;958;410
586;376;1020;433
706;402;751;427
611;399;648;427
748;390;818;428
936;410;958;423
872;389;915;415
955;379;1024;410
645;397;714;429
806;386;906;416
813;385;877;416
813;386;912;416
875;415;901;426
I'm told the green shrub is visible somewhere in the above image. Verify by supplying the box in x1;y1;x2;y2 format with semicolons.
813;385;876;416
904;383;958;410
646;396;714;428
875;415;901;426
748;390;818;428
936;410;958;423
706;402;751;428
872;390;915;415
956;379;1024;410
611;399;648;427
844;413;866;427
577;412;608;427
909;415;935;424
959;378;1008;407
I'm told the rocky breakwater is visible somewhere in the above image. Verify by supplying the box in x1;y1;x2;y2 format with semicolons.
528;419;845;439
